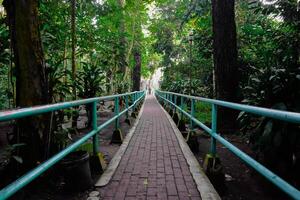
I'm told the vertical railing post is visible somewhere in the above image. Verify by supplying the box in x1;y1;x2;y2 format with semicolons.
125;95;129;119
169;94;172;109
136;92;138;104
210;104;217;156
132;93;136;109
115;97;119;129
190;99;195;130
136;91;138;102
180;96;184;118
170;94;173;113
92;101;98;155
131;92;137;118
176;95;186;131
180;96;184;110
174;95;177;112
165;93;168;106
124;94;131;125
111;96;123;144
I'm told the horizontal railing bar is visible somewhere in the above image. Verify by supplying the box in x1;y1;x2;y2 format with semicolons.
158;91;300;124
0;91;145;200
0;92;138;122
211;132;300;200
0;129;98;200
156;92;300;200
95;93;145;133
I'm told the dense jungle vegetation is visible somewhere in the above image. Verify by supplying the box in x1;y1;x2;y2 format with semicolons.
0;0;299;197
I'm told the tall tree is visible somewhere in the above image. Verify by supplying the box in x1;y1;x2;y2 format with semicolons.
3;0;49;168
132;50;141;91
118;0;127;76
212;0;238;133
71;0;76;99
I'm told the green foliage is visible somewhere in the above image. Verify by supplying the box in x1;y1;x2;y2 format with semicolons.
52;124;73;151
236;0;300;177
241;66;300;107
195;102;211;123
1;143;26;166
76;63;105;98
76;142;93;154
38;0;152;99
48;64;72;102
237;0;300;127
161;78;212;97
0;14;12;109
0;0;154;109
239;103;300;176
153;0;213;97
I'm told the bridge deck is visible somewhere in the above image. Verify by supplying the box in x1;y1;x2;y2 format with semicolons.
97;95;204;200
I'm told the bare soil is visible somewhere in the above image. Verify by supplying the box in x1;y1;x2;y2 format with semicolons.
194;131;293;200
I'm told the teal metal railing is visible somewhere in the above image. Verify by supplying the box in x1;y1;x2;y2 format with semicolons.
0;90;145;200
155;90;300;200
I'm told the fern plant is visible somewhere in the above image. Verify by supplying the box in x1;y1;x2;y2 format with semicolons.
76;63;105;127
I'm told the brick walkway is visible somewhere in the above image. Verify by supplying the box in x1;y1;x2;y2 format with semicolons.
98;95;201;200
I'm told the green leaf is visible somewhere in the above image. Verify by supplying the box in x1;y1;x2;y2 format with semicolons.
11;143;26;149
12;156;23;164
261;121;273;145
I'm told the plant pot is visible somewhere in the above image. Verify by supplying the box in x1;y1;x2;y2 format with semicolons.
60;150;92;191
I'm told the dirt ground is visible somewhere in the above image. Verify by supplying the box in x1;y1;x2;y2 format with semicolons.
0;103;138;200
194;131;293;200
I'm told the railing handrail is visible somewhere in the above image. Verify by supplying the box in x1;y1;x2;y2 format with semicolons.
155;90;300;200
0;90;146;200
159;90;300;124
0;91;138;122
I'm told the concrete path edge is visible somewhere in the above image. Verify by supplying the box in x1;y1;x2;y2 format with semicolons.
95;97;146;187
155;96;221;200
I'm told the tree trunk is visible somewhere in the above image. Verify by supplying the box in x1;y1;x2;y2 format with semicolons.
212;0;238;134
3;0;49;169
71;0;79;128
106;69;112;94
63;39;68;86
118;0;127;76
71;0;76;99
132;51;141;91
